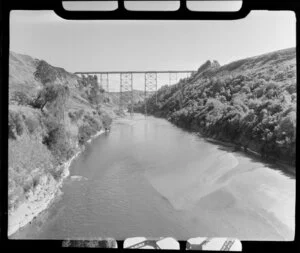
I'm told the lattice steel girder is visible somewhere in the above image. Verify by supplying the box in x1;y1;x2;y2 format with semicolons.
120;73;133;92
75;71;194;75
144;72;158;115
119;73;133;113
186;72;192;78
100;73;109;92
145;72;157;92
169;72;178;85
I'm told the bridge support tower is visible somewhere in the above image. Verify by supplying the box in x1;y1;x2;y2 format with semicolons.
169;72;178;85
144;72;157;116
100;73;109;92
120;73;133;115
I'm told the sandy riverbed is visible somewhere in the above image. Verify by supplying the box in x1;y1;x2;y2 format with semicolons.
145;148;295;240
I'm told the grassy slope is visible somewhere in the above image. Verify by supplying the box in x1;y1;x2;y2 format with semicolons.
134;47;296;166
8;51;115;215
9;52;41;98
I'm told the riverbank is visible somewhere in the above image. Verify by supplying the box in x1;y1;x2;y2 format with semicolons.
199;135;295;178
8;129;106;237
142;112;295;177
163;115;296;177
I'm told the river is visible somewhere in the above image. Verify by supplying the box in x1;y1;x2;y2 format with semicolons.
11;114;295;241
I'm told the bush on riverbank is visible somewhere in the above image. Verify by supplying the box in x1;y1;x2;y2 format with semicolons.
100;112;113;129
42;115;75;164
68;109;85;123
78;124;94;145
77;113;103;145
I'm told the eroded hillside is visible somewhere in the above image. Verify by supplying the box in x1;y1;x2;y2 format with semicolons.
8;51;116;234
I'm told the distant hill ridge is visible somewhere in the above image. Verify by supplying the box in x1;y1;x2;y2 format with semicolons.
188;47;296;81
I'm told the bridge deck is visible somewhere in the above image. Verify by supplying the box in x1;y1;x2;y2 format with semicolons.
75;70;195;74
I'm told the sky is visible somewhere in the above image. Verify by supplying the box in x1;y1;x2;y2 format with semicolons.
10;8;296;91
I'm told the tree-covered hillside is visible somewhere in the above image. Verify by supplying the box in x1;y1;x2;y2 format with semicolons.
8;52;114;214
134;48;296;166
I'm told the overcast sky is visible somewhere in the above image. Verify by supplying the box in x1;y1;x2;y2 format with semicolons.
10;10;295;91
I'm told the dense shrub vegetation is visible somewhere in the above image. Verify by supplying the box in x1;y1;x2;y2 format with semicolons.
100;112;113;129
31;83;70;117
9;110;25;139
34;60;70;85
8;54;113;214
77;113;104;145
79;75;105;105
78;124;96;145
42;115;75;164
68;109;85;123
134;48;296;165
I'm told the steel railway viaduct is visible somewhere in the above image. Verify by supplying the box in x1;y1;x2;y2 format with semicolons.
74;70;195;115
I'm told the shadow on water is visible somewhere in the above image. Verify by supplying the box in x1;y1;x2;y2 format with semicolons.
203;137;295;180
133;114;296;180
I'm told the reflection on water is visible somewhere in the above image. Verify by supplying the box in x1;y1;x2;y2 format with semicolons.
12;114;295;241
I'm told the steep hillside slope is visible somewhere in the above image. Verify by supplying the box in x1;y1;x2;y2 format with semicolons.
8;51;115;235
9;52;41;97
134;48;296;166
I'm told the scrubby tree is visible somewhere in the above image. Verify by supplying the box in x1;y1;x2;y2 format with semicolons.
42;115;74;164
34;60;57;85
32;84;70;118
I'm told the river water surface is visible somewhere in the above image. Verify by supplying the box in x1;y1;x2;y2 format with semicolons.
12;114;295;240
